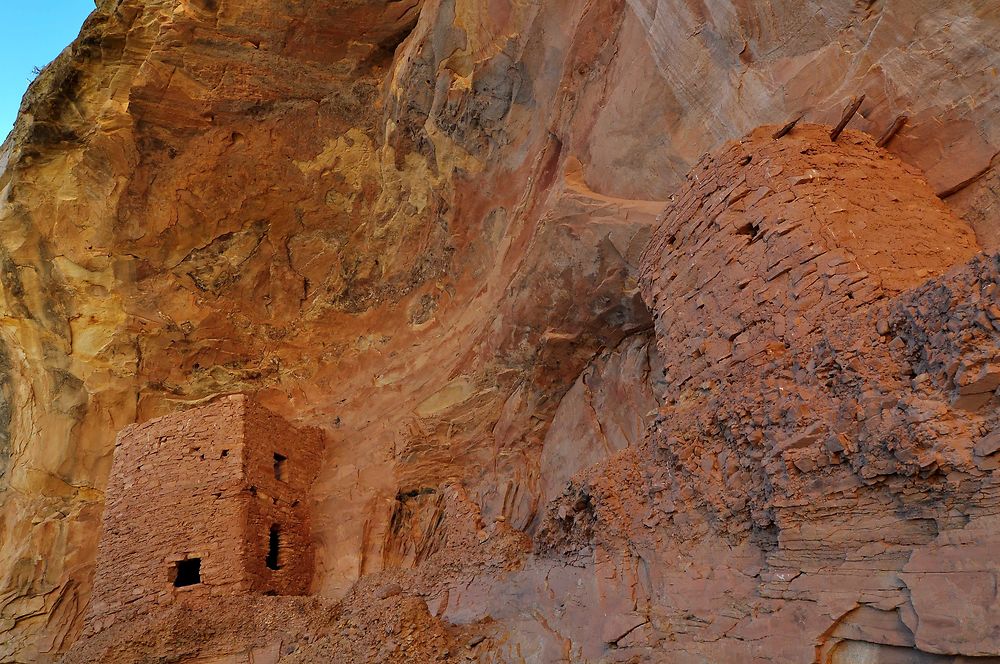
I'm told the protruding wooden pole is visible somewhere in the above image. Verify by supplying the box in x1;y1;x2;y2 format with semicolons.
876;114;908;148
830;95;865;142
772;115;803;139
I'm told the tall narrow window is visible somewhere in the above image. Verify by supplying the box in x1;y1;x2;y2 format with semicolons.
266;524;281;570
273;453;287;481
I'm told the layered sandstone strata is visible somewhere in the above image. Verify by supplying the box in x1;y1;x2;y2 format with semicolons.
0;0;998;662
64;126;1000;663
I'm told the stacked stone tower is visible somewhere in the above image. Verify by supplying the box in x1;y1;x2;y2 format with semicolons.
84;394;324;633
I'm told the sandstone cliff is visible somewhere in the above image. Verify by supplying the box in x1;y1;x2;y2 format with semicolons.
0;1;998;662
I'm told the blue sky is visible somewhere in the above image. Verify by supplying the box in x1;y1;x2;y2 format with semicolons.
1;2;94;140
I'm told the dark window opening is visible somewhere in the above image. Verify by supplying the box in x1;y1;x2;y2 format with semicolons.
273;453;287;481
266;524;281;570
173;558;201;587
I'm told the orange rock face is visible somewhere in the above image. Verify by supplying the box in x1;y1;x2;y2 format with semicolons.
0;1;998;662
528;127;1000;662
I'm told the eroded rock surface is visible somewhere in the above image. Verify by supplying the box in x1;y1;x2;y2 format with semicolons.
0;0;998;662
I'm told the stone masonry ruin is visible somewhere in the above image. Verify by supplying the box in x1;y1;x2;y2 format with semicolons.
82;394;324;635
2;0;1000;659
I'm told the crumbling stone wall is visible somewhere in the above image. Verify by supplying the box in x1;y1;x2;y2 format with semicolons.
635;123;984;538
83;394;323;635
584;124;1000;660
242;399;322;595
639;123;979;406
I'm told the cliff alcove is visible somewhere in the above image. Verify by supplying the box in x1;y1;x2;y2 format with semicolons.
0;1;998;662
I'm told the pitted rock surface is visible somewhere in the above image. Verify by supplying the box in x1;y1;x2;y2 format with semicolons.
0;1;998;662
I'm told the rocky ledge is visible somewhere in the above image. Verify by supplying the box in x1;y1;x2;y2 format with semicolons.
1;2;998;663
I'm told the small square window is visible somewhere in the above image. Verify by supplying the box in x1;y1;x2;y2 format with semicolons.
273;453;287;481
172;558;201;587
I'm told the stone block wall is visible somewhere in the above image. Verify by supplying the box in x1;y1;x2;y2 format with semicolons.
242;398;324;595
83;394;323;634
618;124;1000;660
638;123;979;406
